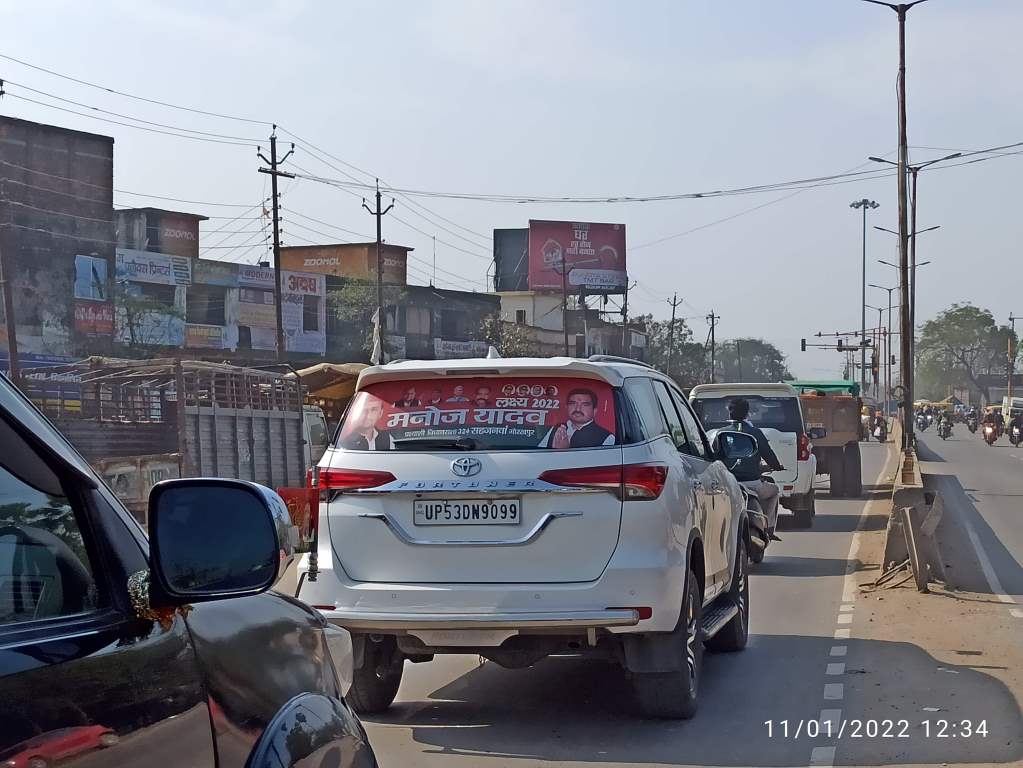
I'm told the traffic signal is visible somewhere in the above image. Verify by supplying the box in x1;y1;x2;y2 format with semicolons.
871;353;879;383
801;338;807;352
891;354;896;365
837;339;844;351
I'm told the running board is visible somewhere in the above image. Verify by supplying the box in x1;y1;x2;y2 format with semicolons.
701;599;738;640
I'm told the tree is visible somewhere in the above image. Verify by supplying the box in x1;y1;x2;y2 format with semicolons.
480;316;540;357
715;338;792;383
916;303;1017;404
328;281;406;361
638;314;709;388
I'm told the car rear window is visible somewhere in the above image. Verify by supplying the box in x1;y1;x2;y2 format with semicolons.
691;395;804;434
337;377;618;451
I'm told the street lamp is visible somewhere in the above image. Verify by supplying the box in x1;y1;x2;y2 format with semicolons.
870;283;898;410
851;199;880;390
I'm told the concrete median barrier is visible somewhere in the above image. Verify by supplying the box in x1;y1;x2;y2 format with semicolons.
880;424;948;592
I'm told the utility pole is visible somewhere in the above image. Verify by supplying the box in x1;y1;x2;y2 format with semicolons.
850;199;879;392
863;0;929;449
556;258;571;357
666;293;683;376
1010;313;1019;402
363;180;395;361
621;281;636;353
0;173;19;383
257;127;294;362
707;310;719;382
736;339;744;381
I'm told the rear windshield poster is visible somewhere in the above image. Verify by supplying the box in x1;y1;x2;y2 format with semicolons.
339;378;617;450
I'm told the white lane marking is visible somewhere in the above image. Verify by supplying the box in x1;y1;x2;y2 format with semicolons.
810;746;837;766
834;628;851;640
823;683;844;700
836;613;853;625
960;505;1019;609
819;707;842;726
826;662;846;676
830;645;848;657
1011;609;1023;619
839;603;854;612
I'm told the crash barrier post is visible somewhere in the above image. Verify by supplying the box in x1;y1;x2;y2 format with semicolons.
880;442;947;593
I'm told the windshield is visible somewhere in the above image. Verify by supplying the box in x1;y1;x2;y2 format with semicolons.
336;377;618;451
692;395;804;434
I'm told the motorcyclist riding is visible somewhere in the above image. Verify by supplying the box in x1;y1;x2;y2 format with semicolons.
1009;412;1023;444
726;398;786;542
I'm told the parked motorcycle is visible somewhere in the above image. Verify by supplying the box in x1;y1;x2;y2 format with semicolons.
938;420;952;440
983;423;999;445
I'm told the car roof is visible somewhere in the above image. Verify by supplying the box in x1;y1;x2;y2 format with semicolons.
689;382;799;399
356;356;658;390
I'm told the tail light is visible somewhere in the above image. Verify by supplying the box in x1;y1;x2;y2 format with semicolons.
797;433;811;462
539;464;668;501
319;468;396;492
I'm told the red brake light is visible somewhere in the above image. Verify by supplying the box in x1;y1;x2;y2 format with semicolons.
319;468;396;491
623;464;668;500
797;433;811;462
538;464;667;501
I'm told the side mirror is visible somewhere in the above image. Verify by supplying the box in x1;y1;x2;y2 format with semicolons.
711;430;758;462
808;427;827;440
148;479;297;606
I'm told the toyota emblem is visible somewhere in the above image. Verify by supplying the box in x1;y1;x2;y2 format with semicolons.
451;456;482;477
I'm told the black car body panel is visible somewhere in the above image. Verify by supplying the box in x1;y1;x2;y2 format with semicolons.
0;372;376;768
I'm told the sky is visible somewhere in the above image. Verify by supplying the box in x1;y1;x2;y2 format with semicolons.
2;0;1021;377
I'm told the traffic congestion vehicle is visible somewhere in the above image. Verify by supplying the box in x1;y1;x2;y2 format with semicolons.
298;355;757;719
690;382;820;527
0;373;377;768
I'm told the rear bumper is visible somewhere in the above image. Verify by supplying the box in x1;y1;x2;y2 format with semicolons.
318;607;640;631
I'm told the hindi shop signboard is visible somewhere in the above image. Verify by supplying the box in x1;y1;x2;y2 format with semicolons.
338;376;618;451
115;249;192;285
527;221;627;294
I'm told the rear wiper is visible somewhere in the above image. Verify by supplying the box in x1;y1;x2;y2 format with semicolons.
393;436;479;451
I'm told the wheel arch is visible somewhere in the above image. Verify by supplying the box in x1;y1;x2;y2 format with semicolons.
245;692;375;768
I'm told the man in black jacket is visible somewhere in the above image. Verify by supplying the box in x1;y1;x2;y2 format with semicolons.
726;398;785;540
539;388;615;448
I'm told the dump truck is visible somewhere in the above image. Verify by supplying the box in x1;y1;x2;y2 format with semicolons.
786;380;863;498
19;357;328;524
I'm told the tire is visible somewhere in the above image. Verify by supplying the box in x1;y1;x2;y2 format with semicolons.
829;449;846;499
706;535;749;653
843;444;862;498
348;636;404;714
633;568;703;719
809;490;817;518
792;506;813;528
750;545;765;564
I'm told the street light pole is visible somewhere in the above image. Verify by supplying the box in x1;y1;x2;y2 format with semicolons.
1010;313;1019;402
862;0;931;449
851;199;879;392
870;283;898;411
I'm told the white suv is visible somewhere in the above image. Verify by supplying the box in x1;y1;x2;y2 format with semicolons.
297;356;755;719
689;383;818;528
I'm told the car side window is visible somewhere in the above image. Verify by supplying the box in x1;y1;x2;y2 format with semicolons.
670;388;709;459
623;377;669;441
0;446;101;627
651;381;691;452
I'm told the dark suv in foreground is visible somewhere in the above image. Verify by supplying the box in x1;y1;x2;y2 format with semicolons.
0;373;377;768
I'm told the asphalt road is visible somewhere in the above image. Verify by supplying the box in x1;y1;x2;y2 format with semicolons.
362;441;899;767
916;424;1023;601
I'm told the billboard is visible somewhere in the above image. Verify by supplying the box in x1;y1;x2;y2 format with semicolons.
281;244;407;285
281;270;326;355
74;301;115;337
493;228;529;292
527;221;626;294
115;248;192;285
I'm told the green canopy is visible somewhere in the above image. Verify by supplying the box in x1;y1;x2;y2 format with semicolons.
786;380;861;397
